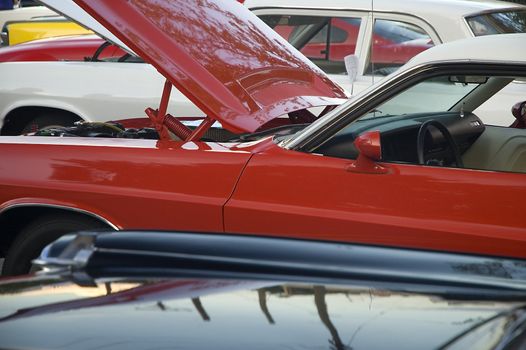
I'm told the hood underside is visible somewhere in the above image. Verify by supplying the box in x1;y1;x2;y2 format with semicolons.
45;0;347;133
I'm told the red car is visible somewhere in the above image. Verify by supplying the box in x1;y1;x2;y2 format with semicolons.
0;34;122;62
0;0;525;275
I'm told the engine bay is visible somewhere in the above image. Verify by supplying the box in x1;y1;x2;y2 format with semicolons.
31;119;309;143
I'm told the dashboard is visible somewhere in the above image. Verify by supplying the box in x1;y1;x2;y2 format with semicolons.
316;111;485;167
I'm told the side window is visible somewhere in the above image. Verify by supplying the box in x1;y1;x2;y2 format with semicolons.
466;10;526;36
365;19;434;76
259;15;362;74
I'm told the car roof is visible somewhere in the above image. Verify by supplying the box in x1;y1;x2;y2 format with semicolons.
246;0;524;18
246;0;525;42
404;33;526;69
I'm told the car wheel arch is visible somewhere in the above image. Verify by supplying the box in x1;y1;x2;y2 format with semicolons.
0;106;84;135
0;204;118;259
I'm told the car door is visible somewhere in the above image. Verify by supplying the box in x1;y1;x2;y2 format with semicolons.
224;144;526;258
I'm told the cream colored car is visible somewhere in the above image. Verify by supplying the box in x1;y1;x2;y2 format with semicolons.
247;0;526;125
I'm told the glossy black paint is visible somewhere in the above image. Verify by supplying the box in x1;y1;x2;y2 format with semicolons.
1;231;526;349
0;276;525;350
43;231;526;299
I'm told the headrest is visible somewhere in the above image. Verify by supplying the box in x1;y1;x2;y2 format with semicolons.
511;101;526;128
512;101;526;121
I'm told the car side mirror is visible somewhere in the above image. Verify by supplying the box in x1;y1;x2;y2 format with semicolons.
347;130;388;174
344;54;359;84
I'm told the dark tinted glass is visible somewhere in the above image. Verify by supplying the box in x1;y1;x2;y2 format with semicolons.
467;10;526;36
259;14;362;74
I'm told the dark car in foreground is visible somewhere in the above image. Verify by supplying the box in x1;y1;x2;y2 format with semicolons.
1;231;526;349
1;0;526;277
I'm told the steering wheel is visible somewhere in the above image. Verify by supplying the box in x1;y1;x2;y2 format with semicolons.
416;120;463;168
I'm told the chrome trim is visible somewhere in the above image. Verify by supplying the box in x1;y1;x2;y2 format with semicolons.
0;203;119;230
33;233;98;270
0;32;7;46
462;16;476;38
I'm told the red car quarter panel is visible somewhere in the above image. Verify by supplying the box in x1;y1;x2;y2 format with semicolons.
0;138;252;231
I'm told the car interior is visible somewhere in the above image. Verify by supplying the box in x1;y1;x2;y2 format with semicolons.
315;74;526;174
463;100;526;173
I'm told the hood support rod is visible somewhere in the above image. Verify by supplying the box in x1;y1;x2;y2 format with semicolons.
146;79;215;141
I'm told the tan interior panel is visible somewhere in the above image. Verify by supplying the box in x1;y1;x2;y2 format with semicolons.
463;126;526;173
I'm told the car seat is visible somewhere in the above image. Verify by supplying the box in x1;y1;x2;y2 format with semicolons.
511;100;526;128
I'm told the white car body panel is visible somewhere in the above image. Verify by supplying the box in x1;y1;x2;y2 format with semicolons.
406;32;526;67
0;61;204;126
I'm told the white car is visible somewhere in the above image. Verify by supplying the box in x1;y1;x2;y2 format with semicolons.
0;0;524;134
247;0;526;125
246;0;526;88
0;61;205;133
0;1;205;135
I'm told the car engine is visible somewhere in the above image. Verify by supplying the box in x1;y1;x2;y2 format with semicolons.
31;120;308;143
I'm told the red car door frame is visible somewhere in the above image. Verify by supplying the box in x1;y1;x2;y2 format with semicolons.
225;144;526;258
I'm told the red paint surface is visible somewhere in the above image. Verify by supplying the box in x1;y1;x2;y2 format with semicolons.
0;35;122;62
1;136;525;259
0;138;252;232
73;0;346;133
224;143;526;259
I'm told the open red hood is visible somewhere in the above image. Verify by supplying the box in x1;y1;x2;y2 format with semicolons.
69;0;347;133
